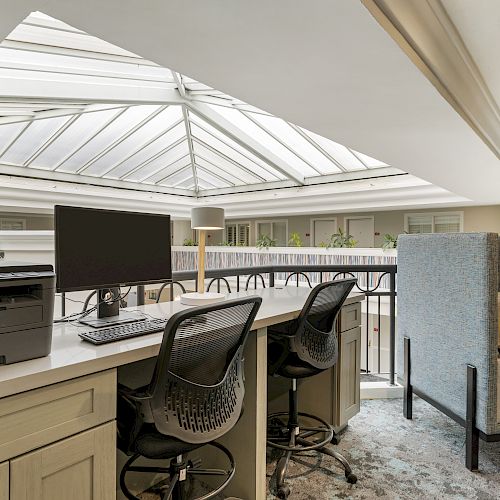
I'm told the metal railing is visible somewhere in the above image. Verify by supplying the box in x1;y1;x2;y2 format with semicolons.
68;263;397;384
171;264;397;384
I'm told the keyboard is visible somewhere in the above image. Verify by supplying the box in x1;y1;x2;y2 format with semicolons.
78;318;167;345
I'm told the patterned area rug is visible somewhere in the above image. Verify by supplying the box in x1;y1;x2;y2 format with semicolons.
137;397;500;499
266;397;500;499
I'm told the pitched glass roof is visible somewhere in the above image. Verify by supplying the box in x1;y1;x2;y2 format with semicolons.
0;12;393;196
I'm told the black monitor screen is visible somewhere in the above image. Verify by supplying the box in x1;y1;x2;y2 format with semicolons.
55;206;172;292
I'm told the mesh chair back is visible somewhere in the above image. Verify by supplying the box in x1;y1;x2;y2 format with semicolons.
291;279;356;370
148;296;261;444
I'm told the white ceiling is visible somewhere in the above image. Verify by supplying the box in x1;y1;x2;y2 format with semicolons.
0;0;498;214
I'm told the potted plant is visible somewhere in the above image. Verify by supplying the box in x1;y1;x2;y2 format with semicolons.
256;234;276;250
328;228;357;248
288;232;303;247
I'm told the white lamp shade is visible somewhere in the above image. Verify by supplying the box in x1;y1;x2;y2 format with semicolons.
191;207;225;230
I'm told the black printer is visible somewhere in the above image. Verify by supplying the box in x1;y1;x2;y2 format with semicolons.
0;261;55;364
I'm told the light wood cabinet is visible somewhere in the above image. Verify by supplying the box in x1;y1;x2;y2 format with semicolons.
267;302;363;430
0;462;8;500
335;326;361;425
10;422;116;500
0;370;116;463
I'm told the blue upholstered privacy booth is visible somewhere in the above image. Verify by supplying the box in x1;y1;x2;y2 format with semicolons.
397;233;499;439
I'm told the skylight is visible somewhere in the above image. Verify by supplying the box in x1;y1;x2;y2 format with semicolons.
0;12;392;196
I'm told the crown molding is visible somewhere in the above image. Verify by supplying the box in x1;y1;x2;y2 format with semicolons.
362;0;500;160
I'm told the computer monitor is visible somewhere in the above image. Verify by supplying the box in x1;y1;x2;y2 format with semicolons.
55;205;172;327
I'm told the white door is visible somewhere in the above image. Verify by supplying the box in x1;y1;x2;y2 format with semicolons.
313;219;337;246
345;218;374;247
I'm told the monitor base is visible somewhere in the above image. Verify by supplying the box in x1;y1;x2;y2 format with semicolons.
79;311;145;329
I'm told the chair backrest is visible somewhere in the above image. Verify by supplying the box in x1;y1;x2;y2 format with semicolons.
147;296;262;444
291;278;357;370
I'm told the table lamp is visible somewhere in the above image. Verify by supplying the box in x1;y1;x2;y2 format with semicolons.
180;207;226;305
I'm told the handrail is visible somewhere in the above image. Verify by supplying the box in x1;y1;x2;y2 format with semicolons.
171;264;397;385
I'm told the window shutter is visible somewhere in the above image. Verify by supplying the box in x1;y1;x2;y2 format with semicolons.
238;224;249;246
434;215;460;233
407;215;432;234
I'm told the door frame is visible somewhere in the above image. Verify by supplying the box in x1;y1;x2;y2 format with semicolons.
343;216;375;247
310;217;338;247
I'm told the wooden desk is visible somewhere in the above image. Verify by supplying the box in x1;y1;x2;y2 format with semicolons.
0;287;363;500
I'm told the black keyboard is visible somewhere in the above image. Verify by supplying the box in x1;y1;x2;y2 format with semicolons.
78;318;167;345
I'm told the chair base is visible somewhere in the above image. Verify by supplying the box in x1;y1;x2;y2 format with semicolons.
119;442;235;500
267;380;357;498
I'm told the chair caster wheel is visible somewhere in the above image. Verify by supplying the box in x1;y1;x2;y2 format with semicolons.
277;485;290;498
346;473;357;484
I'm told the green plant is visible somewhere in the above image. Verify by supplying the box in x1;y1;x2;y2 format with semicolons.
183;238;197;246
328;228;357;248
318;241;329;248
288;231;303;247
382;233;397;250
221;240;235;246
256;234;276;249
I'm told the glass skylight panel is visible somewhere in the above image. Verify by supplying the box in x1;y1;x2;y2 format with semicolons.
107;122;185;179
124;141;190;182
160;166;193;187
58;106;159;173
0;11;392;196
140;155;191;184
351;149;388;168
190;123;280;182
0;47;170;84
247;113;342;175
301;129;365;171
195;156;247;186
33;108;126;168
82;106;181;176
0;122;28;154
192;140;263;184
206;105;319;177
193;168;229;188
1;115;69;165
189;113;284;180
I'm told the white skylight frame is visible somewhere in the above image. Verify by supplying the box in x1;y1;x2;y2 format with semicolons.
0;12;395;198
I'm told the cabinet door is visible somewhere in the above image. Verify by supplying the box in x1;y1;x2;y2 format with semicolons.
10;421;115;500
338;326;361;425
0;461;8;500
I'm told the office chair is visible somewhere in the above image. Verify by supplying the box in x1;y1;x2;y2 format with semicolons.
267;279;357;499
117;296;262;500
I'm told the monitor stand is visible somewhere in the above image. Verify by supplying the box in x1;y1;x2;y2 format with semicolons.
78;287;146;328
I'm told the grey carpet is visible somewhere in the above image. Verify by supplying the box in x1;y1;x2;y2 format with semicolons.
266;397;500;499
138;397;500;499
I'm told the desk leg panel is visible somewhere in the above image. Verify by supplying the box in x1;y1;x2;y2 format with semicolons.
218;326;267;500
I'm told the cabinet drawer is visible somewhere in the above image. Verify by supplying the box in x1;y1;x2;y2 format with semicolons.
339;302;361;332
0;369;116;462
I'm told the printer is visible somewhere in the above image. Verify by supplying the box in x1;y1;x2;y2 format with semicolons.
0;261;55;364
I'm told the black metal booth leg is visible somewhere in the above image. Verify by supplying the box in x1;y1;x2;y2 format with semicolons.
403;337;413;419
466;364;479;471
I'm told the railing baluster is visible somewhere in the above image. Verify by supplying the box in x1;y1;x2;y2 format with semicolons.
377;295;381;374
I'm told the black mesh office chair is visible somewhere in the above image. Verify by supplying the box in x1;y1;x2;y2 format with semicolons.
117;296;262;500
267;279;357;499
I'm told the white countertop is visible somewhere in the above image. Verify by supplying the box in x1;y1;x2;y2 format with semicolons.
0;287;363;398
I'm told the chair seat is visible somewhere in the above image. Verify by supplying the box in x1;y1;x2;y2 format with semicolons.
268;340;322;379
134;425;204;459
